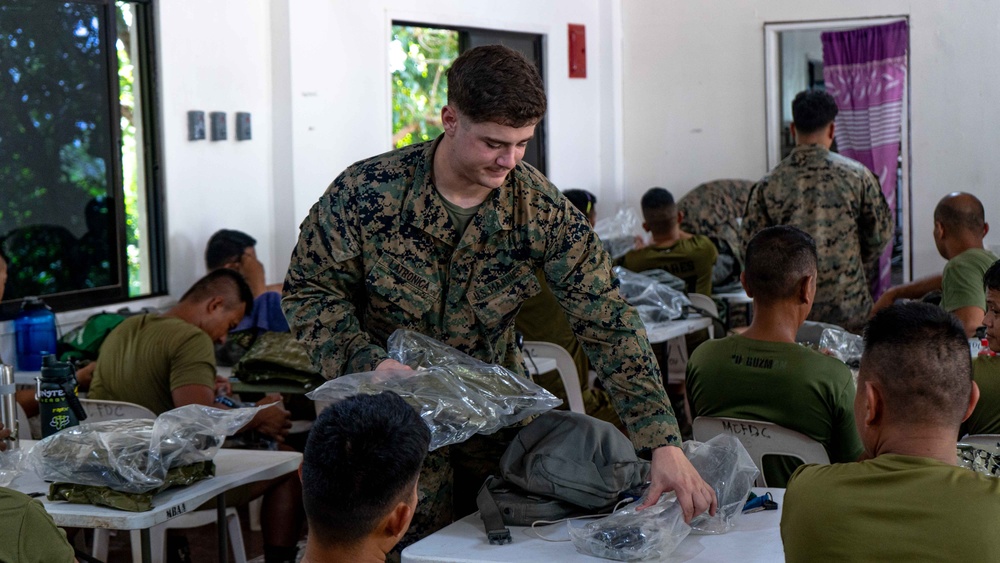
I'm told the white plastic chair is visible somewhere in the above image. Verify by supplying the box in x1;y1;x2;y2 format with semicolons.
686;293;719;339
960;434;1000;453
522;341;585;414
83;399;247;563
692;416;830;486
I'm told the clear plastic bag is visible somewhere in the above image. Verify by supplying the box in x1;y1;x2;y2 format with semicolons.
569;435;758;560
594;208;642;259
307;330;561;450
0;448;26;487
819;327;864;368
638;269;687;293
614;267;691;323
27;404;262;494
684;434;758;534
568;497;690;561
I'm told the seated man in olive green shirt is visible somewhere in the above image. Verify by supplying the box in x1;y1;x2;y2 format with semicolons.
621;187;718;297
0;421;77;563
90;270;303;563
961;259;1000;437
687;226;861;486
782;302;999;563
873;192;996;336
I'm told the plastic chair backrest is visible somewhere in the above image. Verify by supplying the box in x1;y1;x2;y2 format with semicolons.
692;416;830;486
522;341;585;414
79;398;156;421
687;293;719;338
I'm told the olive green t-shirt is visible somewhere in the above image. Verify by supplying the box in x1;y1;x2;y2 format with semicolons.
962;355;1000;437
90;314;216;415
782;454;1000;563
620;235;718;296
686;334;862;486
0;487;75;563
940;248;998;313
438;193;481;243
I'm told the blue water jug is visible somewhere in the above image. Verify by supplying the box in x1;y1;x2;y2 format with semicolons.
15;297;58;372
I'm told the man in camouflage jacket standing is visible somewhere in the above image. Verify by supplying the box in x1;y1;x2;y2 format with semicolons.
282;45;716;554
741;90;894;332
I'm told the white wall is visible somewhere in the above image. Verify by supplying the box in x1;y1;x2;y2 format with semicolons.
157;0;277;294
622;0;1000;279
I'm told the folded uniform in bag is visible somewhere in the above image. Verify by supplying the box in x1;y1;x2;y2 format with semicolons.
477;411;650;543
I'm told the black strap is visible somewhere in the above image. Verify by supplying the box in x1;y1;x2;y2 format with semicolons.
476;477;512;545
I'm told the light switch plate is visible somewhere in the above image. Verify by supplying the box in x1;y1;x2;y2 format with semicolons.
236;112;252;141
187;111;205;141
210;111;227;141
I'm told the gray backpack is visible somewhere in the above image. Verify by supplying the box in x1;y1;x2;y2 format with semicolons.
476;411;650;544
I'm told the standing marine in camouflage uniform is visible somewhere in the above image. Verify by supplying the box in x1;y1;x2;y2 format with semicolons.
741;90;893;332
678;179;754;291
282;45;716;557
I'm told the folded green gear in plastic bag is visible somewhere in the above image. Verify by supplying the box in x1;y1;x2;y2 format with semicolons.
48;460;215;512
233;331;325;389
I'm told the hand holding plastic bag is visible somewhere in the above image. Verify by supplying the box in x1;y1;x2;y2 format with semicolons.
569;435;757;560
28;404;264;494
307;330;561;450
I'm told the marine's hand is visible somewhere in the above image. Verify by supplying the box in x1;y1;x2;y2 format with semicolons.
639;445;717;523
251;394;291;441
214;374;232;397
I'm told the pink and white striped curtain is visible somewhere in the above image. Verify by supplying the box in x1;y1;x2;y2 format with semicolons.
821;20;908;300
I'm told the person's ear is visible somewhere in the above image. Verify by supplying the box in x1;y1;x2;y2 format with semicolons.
826;121;836;142
799;273;816;305
984;222;990;238
441;105;459;136
642;221;651;233
677;210;685;225
740;271;752;297
206;296;226;314
382;499;416;541
862;381;883;427
962;381;982;423
789;123;797;142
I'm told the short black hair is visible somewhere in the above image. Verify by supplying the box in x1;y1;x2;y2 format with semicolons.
447;44;546;127
205;229;256;271
744;226;818;304
792;89;839;135
640;187;677;234
303;391;430;546
985;260;1000;292
563;189;596;217
862;302;972;426
180;269;254;316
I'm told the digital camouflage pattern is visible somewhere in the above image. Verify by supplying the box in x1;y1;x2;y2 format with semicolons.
283;138;679;451
285;138;680;553
741;145;893;331
678;179;753;269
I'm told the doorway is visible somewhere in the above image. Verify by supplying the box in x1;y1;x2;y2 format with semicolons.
764;17;910;285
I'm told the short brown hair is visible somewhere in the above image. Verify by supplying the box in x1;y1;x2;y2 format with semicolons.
447;44;546;127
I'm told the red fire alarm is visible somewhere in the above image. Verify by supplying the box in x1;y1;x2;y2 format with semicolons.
569;24;586;78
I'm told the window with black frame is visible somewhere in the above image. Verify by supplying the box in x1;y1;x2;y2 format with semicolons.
0;0;164;315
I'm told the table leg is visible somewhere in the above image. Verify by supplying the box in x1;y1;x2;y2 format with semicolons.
140;528;152;563
217;493;229;563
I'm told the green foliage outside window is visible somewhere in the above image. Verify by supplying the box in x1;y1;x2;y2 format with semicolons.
390;26;458;149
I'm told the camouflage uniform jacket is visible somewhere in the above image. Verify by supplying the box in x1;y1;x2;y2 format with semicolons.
283;138;680;450
741;144;893;330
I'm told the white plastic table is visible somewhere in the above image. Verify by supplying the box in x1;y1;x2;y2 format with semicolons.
403;488;785;562
645;316;714;344
9;445;301;563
